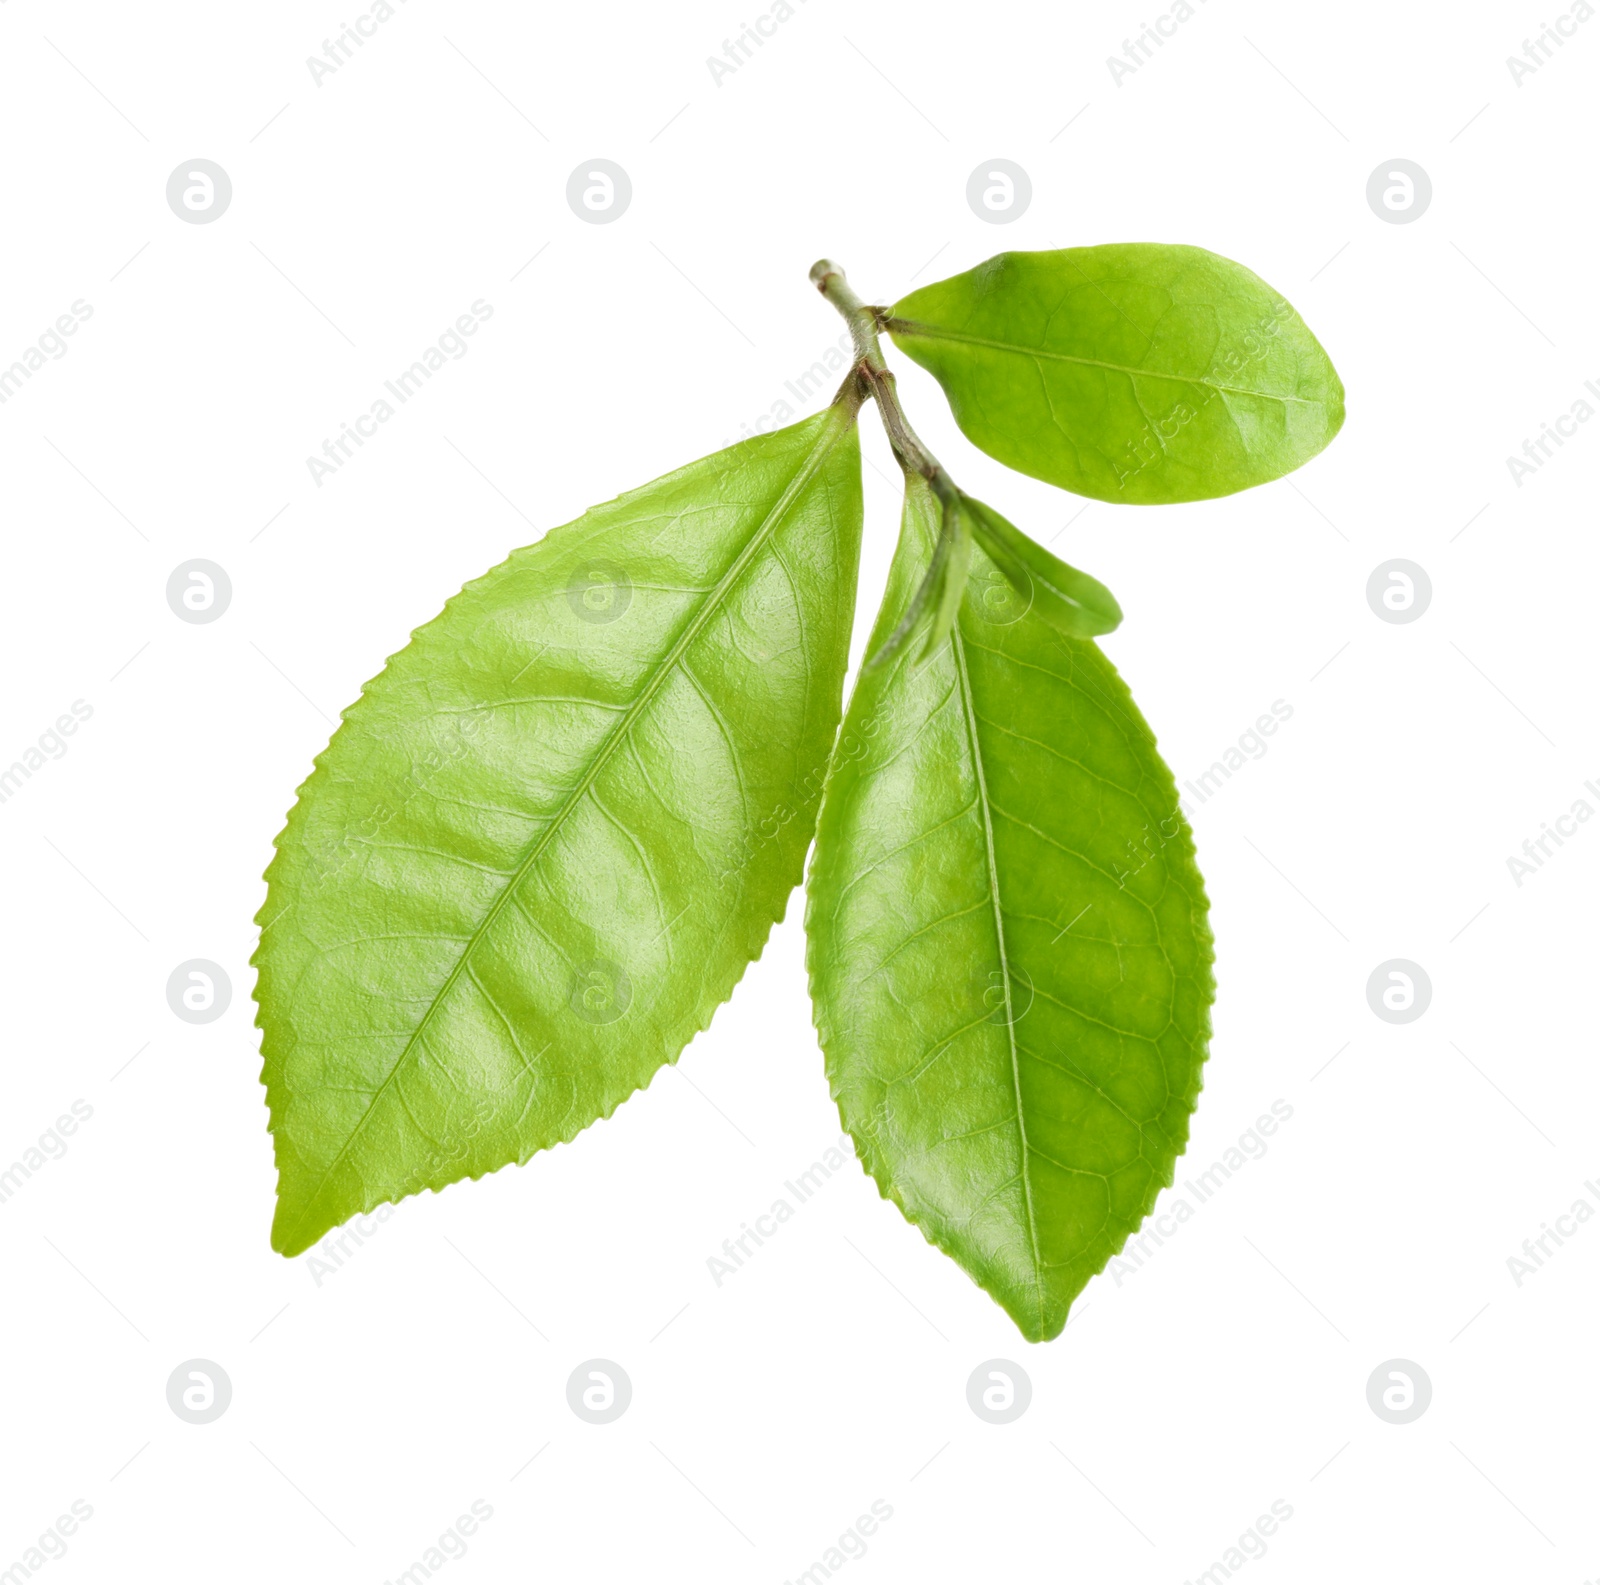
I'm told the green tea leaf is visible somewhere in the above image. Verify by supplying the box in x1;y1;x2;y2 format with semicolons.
255;409;863;1255
920;490;971;663
889;245;1344;505
867;484;963;671
962;495;1122;640
806;476;1213;1340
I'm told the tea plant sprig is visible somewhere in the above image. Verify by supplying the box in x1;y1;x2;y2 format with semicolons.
254;244;1343;1340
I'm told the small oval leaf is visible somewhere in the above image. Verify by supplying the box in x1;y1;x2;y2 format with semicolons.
962;495;1122;639
889;245;1344;505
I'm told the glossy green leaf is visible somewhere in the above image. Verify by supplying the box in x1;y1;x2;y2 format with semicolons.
962;495;1122;640
922;496;972;663
255;409;863;1255
889;245;1344;505
869;485;959;672
806;475;1213;1340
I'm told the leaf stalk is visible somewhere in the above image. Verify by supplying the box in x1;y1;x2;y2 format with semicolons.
810;259;954;508
811;259;972;665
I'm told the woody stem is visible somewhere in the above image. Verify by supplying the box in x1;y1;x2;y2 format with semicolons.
809;259;960;513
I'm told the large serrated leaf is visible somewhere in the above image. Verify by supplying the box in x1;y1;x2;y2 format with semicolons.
255;409;863;1255
805;475;1213;1340
889;244;1344;505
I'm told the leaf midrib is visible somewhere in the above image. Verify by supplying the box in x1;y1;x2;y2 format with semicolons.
891;317;1320;406
946;616;1046;1334
282;409;853;1245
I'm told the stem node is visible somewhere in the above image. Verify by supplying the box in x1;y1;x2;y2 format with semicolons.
810;260;949;493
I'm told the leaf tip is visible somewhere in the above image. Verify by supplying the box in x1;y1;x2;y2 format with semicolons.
269;1199;317;1259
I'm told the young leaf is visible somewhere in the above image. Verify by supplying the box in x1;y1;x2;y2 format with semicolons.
255;409;863;1255
888;245;1344;505
867;485;963;671
962;495;1121;640
920;491;971;663
806;476;1213;1340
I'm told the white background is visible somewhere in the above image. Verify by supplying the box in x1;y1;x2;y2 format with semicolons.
2;1;1596;1581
